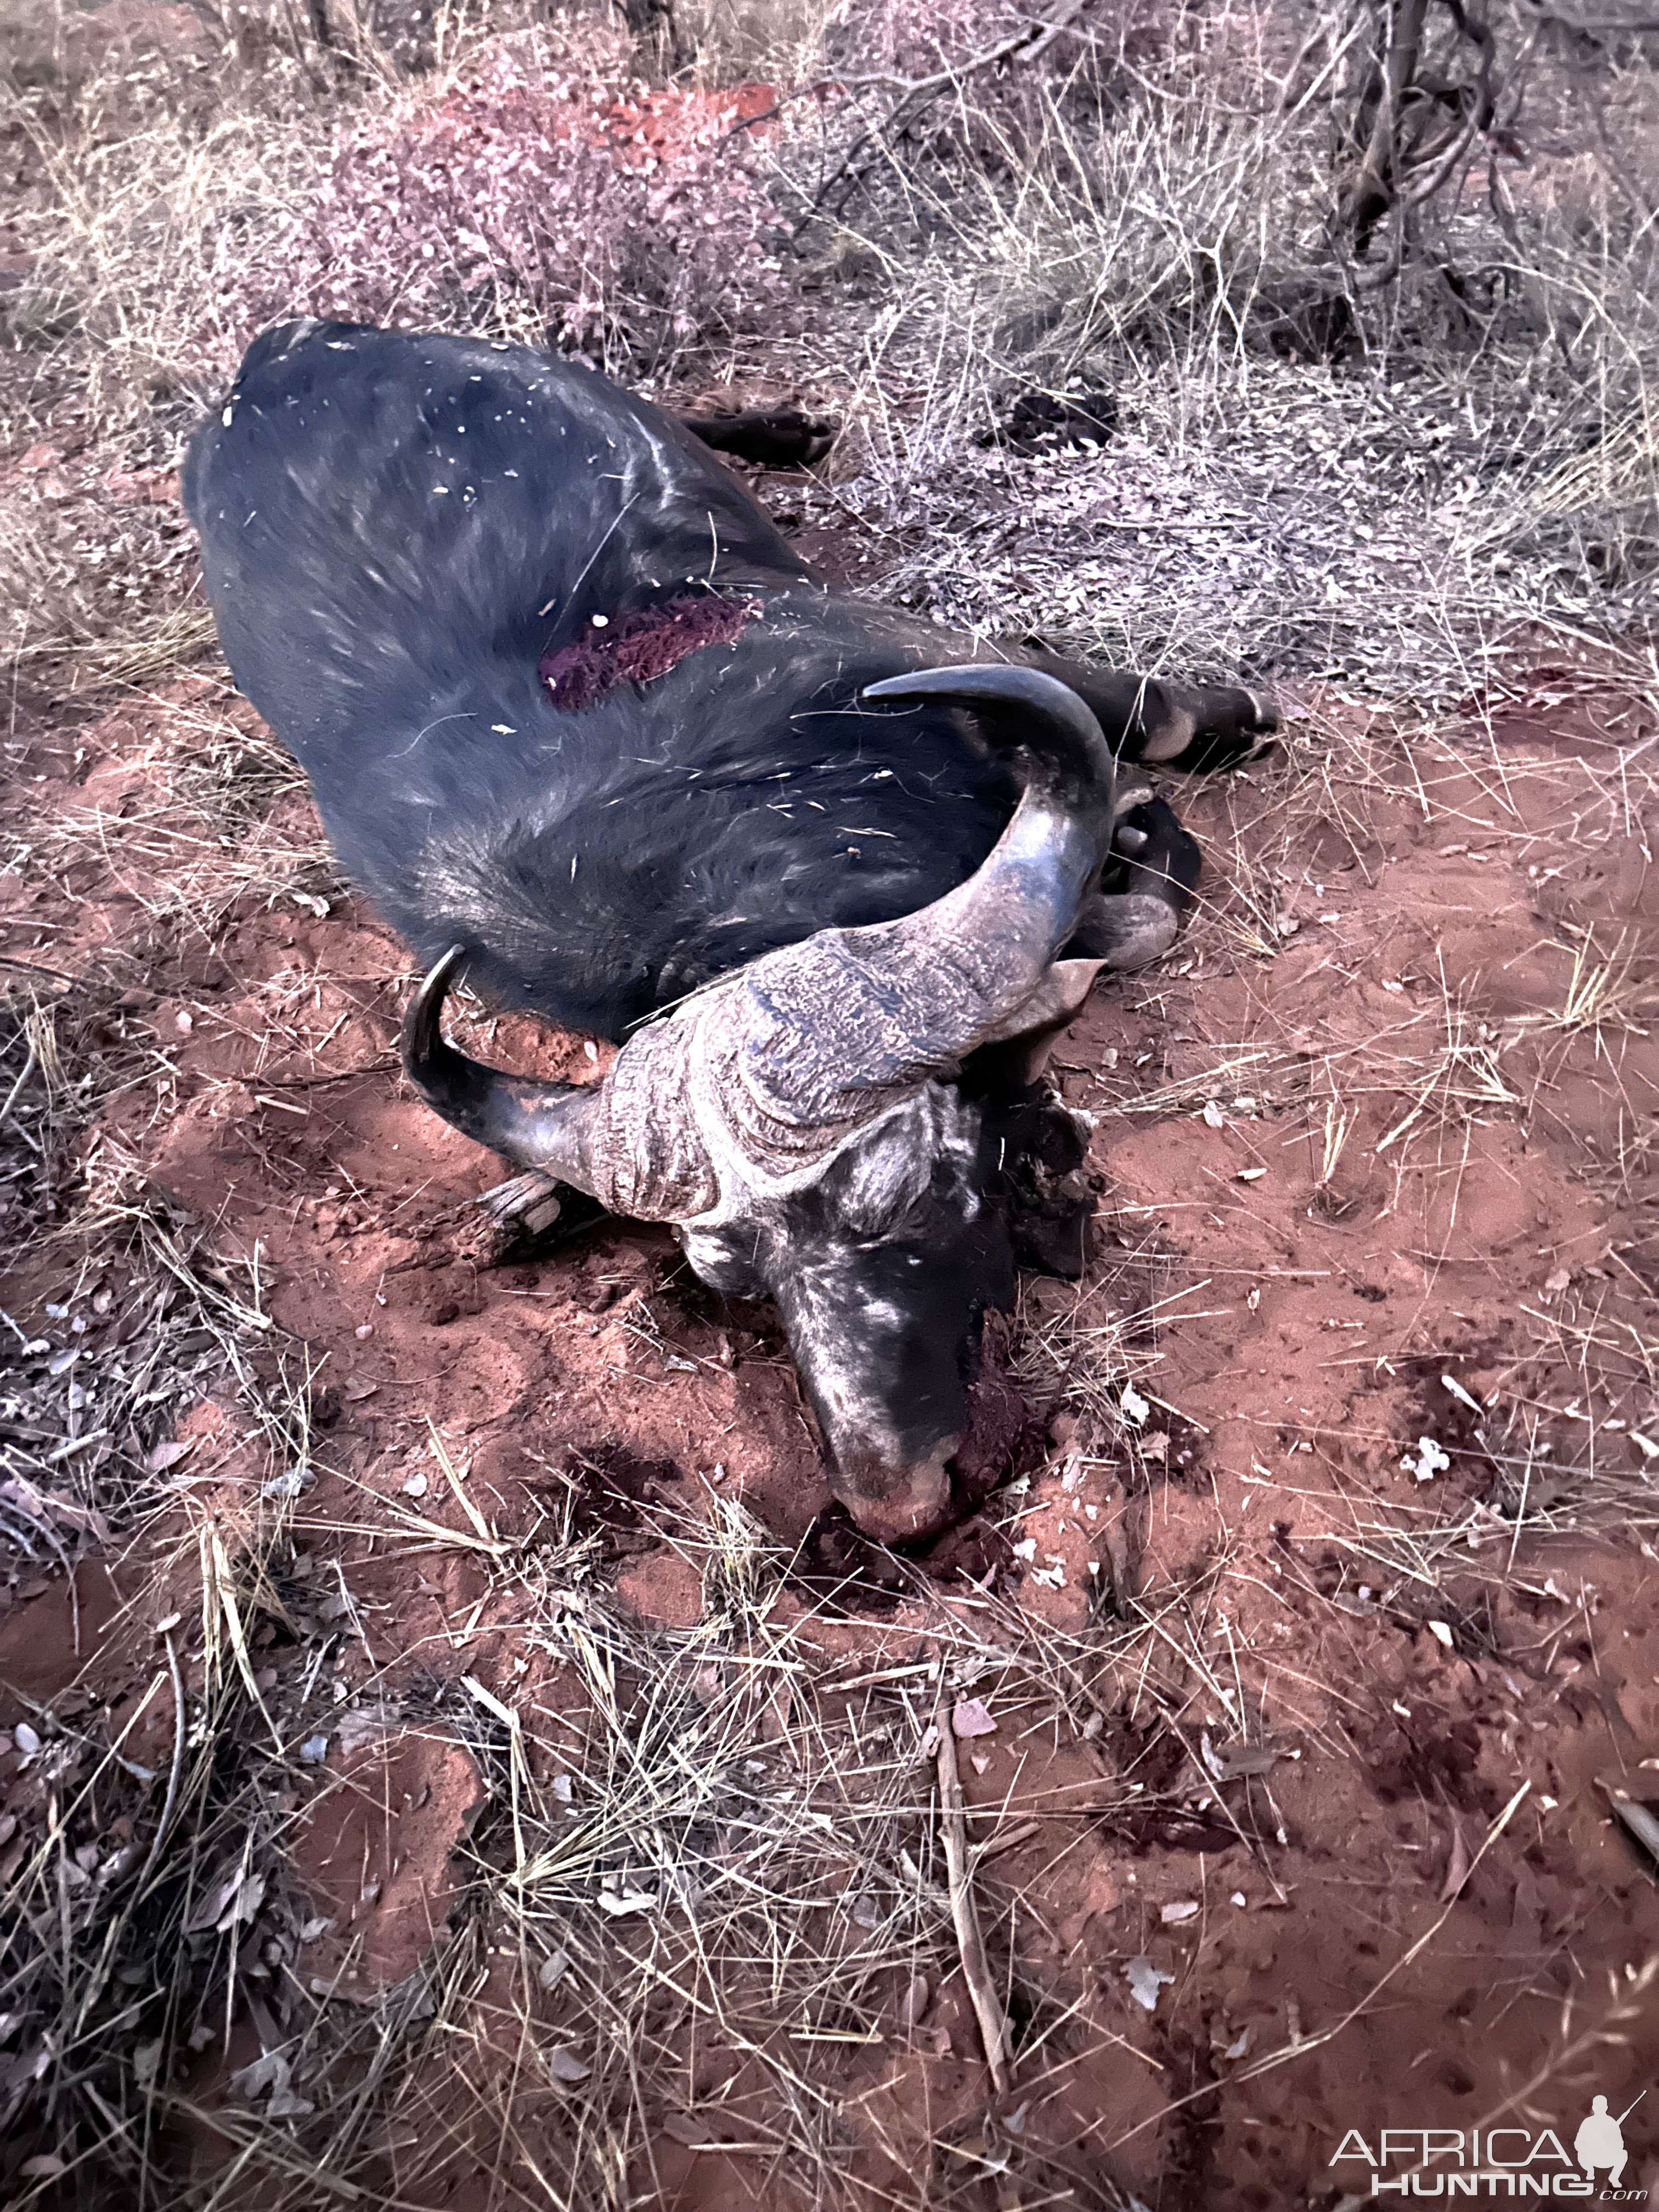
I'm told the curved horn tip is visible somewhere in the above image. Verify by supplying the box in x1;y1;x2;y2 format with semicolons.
404;943;470;1070
859;664;1086;709
858;664;1115;808
860;665;991;709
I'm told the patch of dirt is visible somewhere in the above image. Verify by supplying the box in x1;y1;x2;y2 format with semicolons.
3;622;1658;2205
289;1728;484;1990
0;1564;131;1711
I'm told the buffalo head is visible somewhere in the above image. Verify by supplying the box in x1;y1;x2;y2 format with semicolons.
404;665;1120;1544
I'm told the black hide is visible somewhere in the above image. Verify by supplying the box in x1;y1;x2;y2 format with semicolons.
183;319;1024;1037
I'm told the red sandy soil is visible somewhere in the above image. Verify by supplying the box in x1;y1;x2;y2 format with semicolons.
2;493;1658;2207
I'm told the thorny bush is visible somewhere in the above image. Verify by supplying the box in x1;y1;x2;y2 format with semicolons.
238;38;792;370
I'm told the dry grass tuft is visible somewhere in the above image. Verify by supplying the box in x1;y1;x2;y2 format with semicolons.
3;15;793;422
2;2;1657;2199
1535;926;1656;1044
0;966;151;1248
1;1164;286;1579
0;1413;304;2194
0;456;206;685
95;1521;971;2206
2;1458;1241;2204
12;681;336;934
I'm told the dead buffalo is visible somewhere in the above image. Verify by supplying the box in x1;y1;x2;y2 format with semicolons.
184;319;1274;1543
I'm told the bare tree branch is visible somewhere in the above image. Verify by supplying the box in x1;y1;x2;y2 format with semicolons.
724;1;1089;159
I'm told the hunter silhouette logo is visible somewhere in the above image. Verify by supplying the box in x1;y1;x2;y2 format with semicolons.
1330;2089;1649;2197
1576;2095;1642;2191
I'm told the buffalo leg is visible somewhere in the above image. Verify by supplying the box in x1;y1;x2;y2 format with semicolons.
676;405;838;470
1020;645;1278;774
1066;794;1202;970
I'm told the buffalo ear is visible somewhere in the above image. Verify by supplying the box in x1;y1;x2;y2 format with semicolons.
969;957;1103;1082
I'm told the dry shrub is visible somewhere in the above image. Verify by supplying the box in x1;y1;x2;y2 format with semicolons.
1;12;799;685
6;0;1657;670
831;5;1659;382
794;2;1659;633
286;37;791;366
4;103;321;428
0;1477;305;2196
6;20;794;425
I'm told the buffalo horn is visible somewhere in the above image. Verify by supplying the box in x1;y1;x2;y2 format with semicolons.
862;661;1117;824
402;946;605;1193
732;668;1119;1125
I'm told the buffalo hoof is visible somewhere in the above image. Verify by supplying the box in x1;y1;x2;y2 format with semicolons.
681;404;839;470
1168;683;1280;772
1069;795;1203;970
472;1170;606;1256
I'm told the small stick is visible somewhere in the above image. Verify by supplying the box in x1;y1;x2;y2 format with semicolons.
935;1711;1011;2096
974;1817;1040;1863
136;1632;186;1898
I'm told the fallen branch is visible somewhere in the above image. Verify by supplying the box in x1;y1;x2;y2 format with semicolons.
935;1711;1011;2096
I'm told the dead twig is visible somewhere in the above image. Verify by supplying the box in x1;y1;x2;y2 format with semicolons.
935;1705;1012;2095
